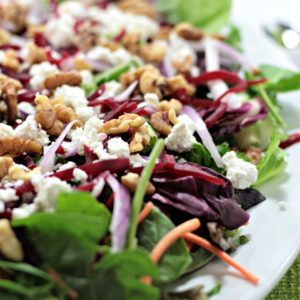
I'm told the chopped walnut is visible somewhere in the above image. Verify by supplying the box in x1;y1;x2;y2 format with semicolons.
121;172;155;194
74;56;93;71
245;147;263;165
2;49;20;71
158;99;182;113
130;125;151;153
0;219;24;261
100;40;122;51
117;0;157;19
154;26;173;41
122;32;141;54
172;53;195;73
0;74;22;124
1;2;28;33
0;137;42;157
0;157;13;180
100;113;145;135
150;111;172;136
52;98;83;128
139;42;166;63
35;95;64;136
121;65;159;86
167;75;195;96
73;21;100;52
7;165;40;181
26;24;45;38
167;108;178;125
174;23;203;41
0;29;11;45
44;72;82;90
27;42;47;65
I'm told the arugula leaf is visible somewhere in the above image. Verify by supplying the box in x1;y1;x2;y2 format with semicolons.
156;0;232;33
254;132;287;186
13;192;111;277
137;207;192;285
89;249;160;300
225;24;242;51
260;64;300;92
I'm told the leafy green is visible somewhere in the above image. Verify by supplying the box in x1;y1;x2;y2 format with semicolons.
13;192;111;277
82;60;140;95
207;283;222;298
181;143;212;166
127;139;165;250
225;24;242;51
89;249;159;300
155;0;232;33
254;132;287;186
137;207;192;285
187;248;214;273
260;64;300;92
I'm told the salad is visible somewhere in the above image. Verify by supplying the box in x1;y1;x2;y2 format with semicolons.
0;0;299;299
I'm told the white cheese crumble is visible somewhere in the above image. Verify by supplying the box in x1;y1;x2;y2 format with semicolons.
29;62;59;89
165;122;196;153
17;102;35;116
130;154;147;168
57;161;77;172
144;93;160;106
12;203;36;220
177;114;196;134
15;116;49;146
58;1;88;19
108;138;130;158
32;175;72;212
99;81;124;99
73;168;88;183
80;70;94;85
45;14;75;49
222;151;258;189
0;124;15;140
0;189;18;202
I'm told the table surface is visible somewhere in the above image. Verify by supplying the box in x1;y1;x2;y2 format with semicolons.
232;1;300;299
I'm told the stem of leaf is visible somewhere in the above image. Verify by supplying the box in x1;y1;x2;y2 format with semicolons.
126;139;165;250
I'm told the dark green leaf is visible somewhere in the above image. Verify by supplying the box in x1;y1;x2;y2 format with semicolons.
206;283;222;297
187;248;214;273
225;24;242;51
137;207;192;285
260;64;300;92
87;250;159;300
156;0;232;33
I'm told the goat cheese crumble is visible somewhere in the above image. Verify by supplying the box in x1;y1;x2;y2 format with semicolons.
108;138;130;158
222;151;258;189
29;62;59;89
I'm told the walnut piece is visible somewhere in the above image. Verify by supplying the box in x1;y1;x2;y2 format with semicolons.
52;98;83;128
2;49;20;71
7;165;40;181
27;42;47;65
167;75;195;96
0;137;42;157
150;111;172;136
1;2;28;33
0;219;24;261
175;23;203;41
117;0;157;19
74;56;93;71
44;72;82;90
139;42;166;63
35;95;64;136
245;147;263;165
0;157;13;180
0;74;22;124
100;113;145;135
158;99;182;113
122;32;141;54
121;172;155;194
130;125;151;153
0;29;11;45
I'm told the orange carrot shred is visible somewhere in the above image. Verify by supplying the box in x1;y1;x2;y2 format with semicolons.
138;202;154;224
183;233;259;285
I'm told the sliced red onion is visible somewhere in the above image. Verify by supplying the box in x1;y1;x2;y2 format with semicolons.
114;80;138;102
92;177;105;198
86;58;112;72
39;121;76;174
105;173;131;252
162;48;176;78
182;106;223;168
62;141;80;158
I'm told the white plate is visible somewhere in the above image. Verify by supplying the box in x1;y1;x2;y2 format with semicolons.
168;3;300;299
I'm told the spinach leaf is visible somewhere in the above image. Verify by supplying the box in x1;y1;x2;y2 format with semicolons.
137;207;192;285
187;248;214;273
260;64;300;92
89;249;160;300
207;283;222;297
156;0;232;33
13;192;111;277
254;132;287;187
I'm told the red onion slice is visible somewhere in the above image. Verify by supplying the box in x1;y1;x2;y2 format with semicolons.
114;80;138;102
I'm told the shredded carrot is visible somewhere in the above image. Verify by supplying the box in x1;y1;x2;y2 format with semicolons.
183;233;259;285
142;218;201;285
138;202;154;224
150;218;201;263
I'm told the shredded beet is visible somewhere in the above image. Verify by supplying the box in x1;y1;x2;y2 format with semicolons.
87;84;106;101
34;32;49;47
23;156;37;170
204;103;227;128
0;44;21;51
76;182;94;192
17;90;37;103
88;98;118;109
191;98;214;109
280;132;300;149
104;101;137;122
113;29;126;43
83;145;97;163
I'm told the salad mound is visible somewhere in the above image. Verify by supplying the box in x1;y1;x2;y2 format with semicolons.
0;0;299;299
